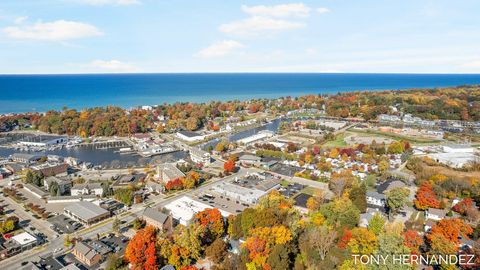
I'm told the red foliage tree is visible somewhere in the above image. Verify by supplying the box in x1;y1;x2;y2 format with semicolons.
337;228;352;249
414;182;440;210
165;177;184;191
403;229;423;252
223;160;236;173
452;198;474;215
125;226;158;270
194;208;225;239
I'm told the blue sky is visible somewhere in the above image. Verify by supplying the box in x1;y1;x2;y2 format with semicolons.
0;0;479;74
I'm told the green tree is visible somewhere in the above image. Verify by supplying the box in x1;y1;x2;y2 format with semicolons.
368;213;385;235
49;181;59;196
105;253;125;270
385;187;410;219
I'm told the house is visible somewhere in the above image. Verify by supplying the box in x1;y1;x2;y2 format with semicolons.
366;191;386;207
176;130;205;142
112;174;145;189
377;180;407;194
71;183;103;196
156;163;185;184
293;193;312;213
189;147;211;165
64;201;110;226
425;208;447;221
18;135;67;147
142;207;173;233
72;241;104;267
43;176;72;195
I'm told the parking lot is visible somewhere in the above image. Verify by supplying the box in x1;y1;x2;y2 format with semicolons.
48;214;83;234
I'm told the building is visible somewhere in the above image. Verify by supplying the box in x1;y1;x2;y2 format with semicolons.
0;232;39;259
189;147;212;165
366;191;386;207
176;130;205;142
442;144;474;153
64;201;110;226
10;153;42;163
142;207;173;232
72;241;104;267
71;183;103;196
24;184;49;199
212;182;267;204
43;176;72;195
33;163;68;177
236;130;274;145
425;208;447;221
112;174;145;189
164;196;231;226
238;154;262;166
156;163;185;184
18;135;67;147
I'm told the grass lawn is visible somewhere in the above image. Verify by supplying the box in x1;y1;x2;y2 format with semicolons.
301;186;322;195
347;128;442;144
322;133;348;147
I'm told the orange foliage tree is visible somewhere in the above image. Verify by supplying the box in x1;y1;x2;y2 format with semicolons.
223;160;236;173
194;208;225;240
125;225;158;270
427;218;473;245
414;182;440;210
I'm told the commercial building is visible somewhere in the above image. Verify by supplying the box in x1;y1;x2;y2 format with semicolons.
43;176;72;195
212;182;266;204
176;130;205;142
10;153;42;163
164;196;231;226
72;241;106;267
0;232;39;259
236;130;274;145
64;201;110;226
156;163;185;184
142;208;173;232
18;135;68;147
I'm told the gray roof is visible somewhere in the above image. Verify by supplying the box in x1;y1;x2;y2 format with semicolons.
143;207;169;224
366;191;386;200
45;176;71;186
178;130;202;137
64;201;109;220
74;241;99;261
427;208;447;217
71;183;102;190
239;154;262;161
158;163;185;180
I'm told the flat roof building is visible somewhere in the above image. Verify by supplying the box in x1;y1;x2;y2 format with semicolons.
212;182;266;204
64;201;110;226
156;163;185;184
164;196;230;226
176;130;205;142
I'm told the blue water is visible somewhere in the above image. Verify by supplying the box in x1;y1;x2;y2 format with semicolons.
1;73;480;114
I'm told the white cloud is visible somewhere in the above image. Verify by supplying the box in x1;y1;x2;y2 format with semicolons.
219;16;305;37
317;7;331;14
77;0;141;5
241;3;311;18
14;16;28;24
196;40;245;58
89;59;138;72
3;20;102;41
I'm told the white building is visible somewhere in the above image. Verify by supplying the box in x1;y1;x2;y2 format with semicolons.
71;183;103;196
18;135;68;147
237;130;274;145
212;182;266;204
366;191;386;207
189;147;212;165
176;130;205;142
164;196;231;226
425;208;447;221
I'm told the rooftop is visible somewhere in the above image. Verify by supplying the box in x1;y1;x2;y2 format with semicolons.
64;201;109;221
177;130;202;138
12;232;37;246
143;207;169;224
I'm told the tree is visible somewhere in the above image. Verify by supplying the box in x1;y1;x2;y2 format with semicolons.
368;213;385;235
302;225;337;261
267;244;292;270
49;181;59;196
348;228;377;255
112;217;121;235
387;141;404;154
414;182;440;210
105;253;124;270
349;185;367;213
125;226;158;270
385;187;409;218
427;218;473;245
194;208;225;242
223;160;236;173
403;229;423;253
205;238;228;264
319;196;360;229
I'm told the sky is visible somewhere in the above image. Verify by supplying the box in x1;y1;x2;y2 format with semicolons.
0;0;479;74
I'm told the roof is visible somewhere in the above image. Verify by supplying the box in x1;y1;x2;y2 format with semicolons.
427;208;447;217
294;193;312;208
71;183;102;190
366;191;386;200
178;130;202;138
164;196;231;225
143;208;169;224
239;154;262;161
74;241;99;261
158;163;185;180
377;180;406;194
12;232;37;246
10;153;41;160
60;265;82;270
64;201;109;220
45;176;71;186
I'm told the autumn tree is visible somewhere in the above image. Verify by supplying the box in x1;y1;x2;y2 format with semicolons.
194;208;225;242
385;187;410;219
368;213;385;235
348;227;378;255
414;182;440;210
223;160;236;173
125;226;158;270
301;225;337;261
205;238;228;264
